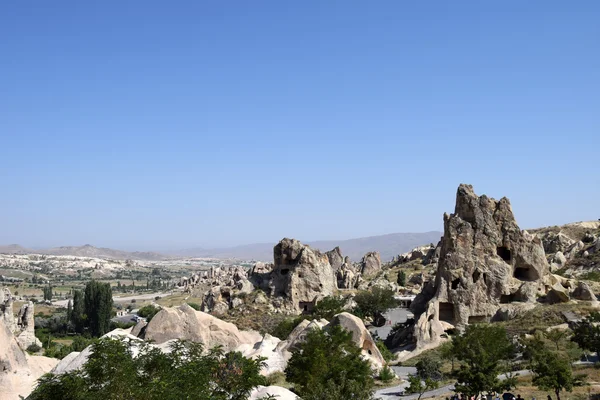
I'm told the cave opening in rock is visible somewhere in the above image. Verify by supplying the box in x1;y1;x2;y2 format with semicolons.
497;246;512;262
439;302;455;323
514;266;539;281
451;279;460;290
280;268;290;276
299;301;314;313
472;270;481;283
500;294;515;304
483;273;487;284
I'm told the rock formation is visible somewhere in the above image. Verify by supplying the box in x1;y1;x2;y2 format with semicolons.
141;303;262;351
325;247;345;272
360;251;382;277
0;287;58;400
406;184;570;355
267;238;336;313
0;288;42;349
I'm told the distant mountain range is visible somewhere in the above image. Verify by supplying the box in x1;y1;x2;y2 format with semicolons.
175;231;443;262
0;231;443;262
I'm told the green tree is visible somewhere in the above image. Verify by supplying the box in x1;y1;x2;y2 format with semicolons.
530;349;578;400
43;285;53;301
452;324;516;397
285;325;374;400
572;311;600;357
28;338;267;400
313;295;346;320
406;375;438;400
70;290;86;334
397;270;407;287
439;341;456;372
137;304;161;322
353;287;398;323
84;281;113;337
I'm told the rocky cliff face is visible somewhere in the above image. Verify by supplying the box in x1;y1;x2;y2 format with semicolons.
267;238;336;312
408;185;568;353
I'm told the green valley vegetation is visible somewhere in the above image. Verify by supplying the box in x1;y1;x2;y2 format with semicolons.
28;338;268;400
285;324;374;400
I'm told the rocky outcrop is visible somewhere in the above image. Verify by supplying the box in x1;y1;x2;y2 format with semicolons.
0;288;41;349
328;312;386;369
268;238;336;312
360;252;382;277
0;287;57;400
408;185;562;353
141;304;262;351
326;247;345;272
249;385;297;400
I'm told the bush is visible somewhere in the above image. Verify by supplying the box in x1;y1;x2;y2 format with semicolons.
353;287;398;322
379;365;395;383
376;340;395;363
271;316;307;340
313;295;346;320
187;302;201;311
28;338;267;400
27;343;42;353
285;325;374;400
137;304;160;322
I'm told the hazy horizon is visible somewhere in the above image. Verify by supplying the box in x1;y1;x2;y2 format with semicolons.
2;2;598;250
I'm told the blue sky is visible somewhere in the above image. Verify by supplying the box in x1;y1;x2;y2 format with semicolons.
1;1;598;250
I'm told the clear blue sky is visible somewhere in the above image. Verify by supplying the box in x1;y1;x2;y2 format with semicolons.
1;1;598;250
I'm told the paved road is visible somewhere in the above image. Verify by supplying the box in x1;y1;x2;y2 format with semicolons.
375;370;533;400
369;308;413;340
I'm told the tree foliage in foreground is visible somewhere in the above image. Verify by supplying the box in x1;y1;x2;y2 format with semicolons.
28;338;267;400
285;325;374;400
451;324;516;397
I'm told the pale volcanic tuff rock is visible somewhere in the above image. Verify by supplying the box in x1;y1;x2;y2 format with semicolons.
0;287;57;400
360;251;382;277
269;238;336;312
408;184;561;353
141;303;262;351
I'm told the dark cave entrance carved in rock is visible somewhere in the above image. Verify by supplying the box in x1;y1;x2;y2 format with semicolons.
497;246;512;262
472;270;481;283
451;278;460;290
280;268;290;276
513;266;539;281
439;302;455;323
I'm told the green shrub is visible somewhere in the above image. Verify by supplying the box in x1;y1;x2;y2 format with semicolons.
271;316;308;340
137;304;160;322
379;365;395;383
27;343;42;353
187;302;201;311
376;340;395;363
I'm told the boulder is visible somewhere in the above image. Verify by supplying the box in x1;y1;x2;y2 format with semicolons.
571;281;597;301
328;312;386;369
140;304;262;351
542;232;576;254
360;252;382;277
236;279;255;295
546;283;570;304
410;184;552;351
249;385;297;400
